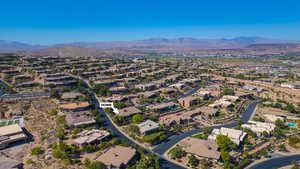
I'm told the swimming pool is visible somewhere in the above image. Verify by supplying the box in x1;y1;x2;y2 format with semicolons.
287;122;297;127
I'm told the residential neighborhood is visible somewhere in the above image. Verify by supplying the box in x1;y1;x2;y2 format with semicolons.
0;53;300;169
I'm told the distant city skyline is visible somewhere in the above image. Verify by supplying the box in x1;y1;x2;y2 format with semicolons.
0;0;299;45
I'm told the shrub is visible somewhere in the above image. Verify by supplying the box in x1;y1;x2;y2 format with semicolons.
132;114;143;124
168;146;186;159
26;159;34;164
49;109;58;116
56;127;66;140
31;146;44;156
233;158;251;169
188;154;199;167
288;136;300;148
142;131;166;144
221;87;235;96
216;134;236;151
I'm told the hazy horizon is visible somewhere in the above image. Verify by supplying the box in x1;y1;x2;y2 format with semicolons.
1;0;300;45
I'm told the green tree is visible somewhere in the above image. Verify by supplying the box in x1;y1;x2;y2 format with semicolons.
259;149;268;157
243;128;257;138
142;131;166;144
291;160;300;169
84;159;106;169
188;154;199;167
275;119;286;129
236;73;246;80
203;127;212;135
114;115;126;125
132;114;143;124
49;109;58;116
50;89;61;99
284;104;299;114
288;136;300;148
278;144;286;151
220;149;231;162
168;146;186;159
82;144;98;153
221;87;235;96
216;135;236;151
200;158;213;169
127;124;140;135
93;84;111;97
114;102;127;109
56;127;66;140
104;107;113;114
52;142;79;164
31;146;44;156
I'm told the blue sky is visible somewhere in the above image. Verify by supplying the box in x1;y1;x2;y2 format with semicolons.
0;0;299;45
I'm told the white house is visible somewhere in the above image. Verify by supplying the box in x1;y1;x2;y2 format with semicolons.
208;127;247;145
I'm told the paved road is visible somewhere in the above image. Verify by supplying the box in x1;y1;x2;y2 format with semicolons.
153;101;259;155
249;154;300;169
82;78;186;169
0;79;9;96
80;76;259;168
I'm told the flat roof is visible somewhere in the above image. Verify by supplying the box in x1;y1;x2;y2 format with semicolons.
0;154;22;169
118;106;141;116
96;146;136;167
0;124;23;136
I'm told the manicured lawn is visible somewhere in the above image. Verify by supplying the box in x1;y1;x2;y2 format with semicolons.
142;131;167;144
191;132;208;140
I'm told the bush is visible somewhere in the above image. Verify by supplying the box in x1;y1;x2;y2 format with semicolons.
275;119;286;129
233;158;251;169
84;160;106;169
113;115;127;126
288;136;300;148
114;102;127;109
243;128;257;138
31;146;44;156
126;124;140;135
278;144;286;151
142;131;166;144
56;127;66;140
221;87;235;96
52;142;79;160
192;132;208;140
49;109;58;116
203;127;213;135
132;114;143;124
220;150;231;162
188;154;199;167
104;108;114;114
216;134;236;151
93;84;111;97
82;144;98;153
26;159;34;164
168;146;186;159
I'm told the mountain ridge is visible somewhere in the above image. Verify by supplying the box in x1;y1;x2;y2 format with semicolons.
0;37;299;52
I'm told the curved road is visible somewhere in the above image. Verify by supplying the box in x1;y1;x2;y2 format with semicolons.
79;76;260;169
80;78;186;169
249;154;300;169
153;101;259;155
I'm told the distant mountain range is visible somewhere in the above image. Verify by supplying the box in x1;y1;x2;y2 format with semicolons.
0;37;298;53
0;40;46;52
56;37;298;50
